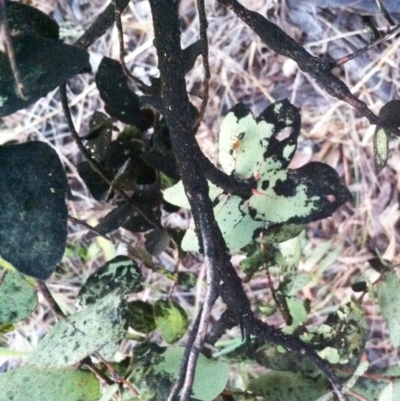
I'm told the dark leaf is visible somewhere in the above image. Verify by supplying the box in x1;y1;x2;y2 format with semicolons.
0;142;68;280
176;272;197;290
95;57;154;129
182;40;202;74
352;281;367;292
145;229;171;256
141;151;179;180
0;34;89;117
128;300;156;334
83;111;114;162
6;1;59;39
77;160;111;201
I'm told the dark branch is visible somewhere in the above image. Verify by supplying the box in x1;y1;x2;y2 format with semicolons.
217;0;400;137
148;1;346;400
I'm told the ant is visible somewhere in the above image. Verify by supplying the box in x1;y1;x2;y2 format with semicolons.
229;132;245;155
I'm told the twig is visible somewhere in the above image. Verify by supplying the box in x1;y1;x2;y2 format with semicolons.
193;0;211;132
68;215;114;242
179;268;219;401
112;0;151;92
0;268;8;287
167;307;203;401
375;0;395;30
333;23;400;68
59;82;161;230
36;279;67;320
74;0;130;49
0;0;25;99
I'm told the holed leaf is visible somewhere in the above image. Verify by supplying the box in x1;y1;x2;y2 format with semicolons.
163;99;350;253
0;366;100;401
0;268;38;324
0;34;89;117
0;142;68;280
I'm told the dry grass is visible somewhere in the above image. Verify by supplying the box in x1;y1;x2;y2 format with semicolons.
2;0;400;377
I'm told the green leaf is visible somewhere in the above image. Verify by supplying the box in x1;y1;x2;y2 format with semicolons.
0;34;89;117
0;269;37;324
154;300;188;344
373;127;389;171
27;291;129;367
0;366;100;401
0;142;68;280
128;301;156;334
377;271;400;347
153;346;230;401
78;255;142;308
247;370;328;401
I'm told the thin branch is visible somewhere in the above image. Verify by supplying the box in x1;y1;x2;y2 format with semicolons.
0;0;25;99
167;307;203;401
68;215;114;242
333;23;400;68
193;0;211;132
112;0;151;93
59;83;161;230
179;274;219;401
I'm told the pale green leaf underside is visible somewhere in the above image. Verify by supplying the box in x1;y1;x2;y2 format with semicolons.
27;291;128;367
0;366;100;401
377;271;400;348
0;268;38;324
154;346;230;401
163;100;349;253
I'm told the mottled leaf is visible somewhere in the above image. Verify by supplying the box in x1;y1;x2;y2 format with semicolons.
128;301;156;334
27;291;129;367
78;255;142;308
154;300;188;344
248;370;328;401
0;366;100;401
0;268;37;324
